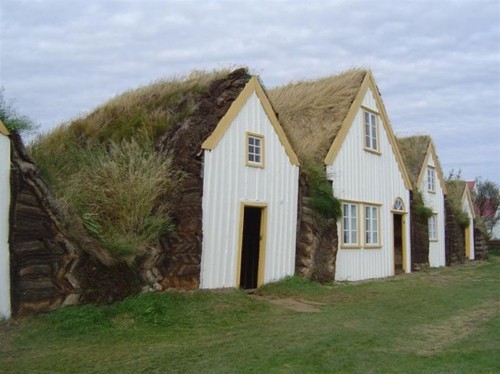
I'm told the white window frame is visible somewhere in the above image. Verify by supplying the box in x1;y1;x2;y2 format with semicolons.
393;198;405;212
365;205;380;246
427;167;436;192
364;110;378;152
429;214;438;241
246;133;264;168
342;203;358;246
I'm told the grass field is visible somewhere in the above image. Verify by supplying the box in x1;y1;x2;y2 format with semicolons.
1;252;499;373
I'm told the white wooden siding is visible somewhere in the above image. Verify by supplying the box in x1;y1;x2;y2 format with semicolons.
463;195;475;259
200;92;299;288
421;152;446;267
327;88;411;281
0;134;10;318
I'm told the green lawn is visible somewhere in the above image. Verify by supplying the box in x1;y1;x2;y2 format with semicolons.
1;252;499;373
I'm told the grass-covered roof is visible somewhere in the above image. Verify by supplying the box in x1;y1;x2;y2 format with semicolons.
397;135;432;187
446;180;467;205
269;69;367;162
30;68;251;261
397;135;447;194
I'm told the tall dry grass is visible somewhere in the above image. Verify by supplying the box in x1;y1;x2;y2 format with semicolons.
446;180;471;228
29;69;237;260
270;69;366;161
62;138;184;260
396;135;432;186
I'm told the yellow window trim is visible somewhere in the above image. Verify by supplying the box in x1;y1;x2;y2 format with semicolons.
0;119;9;136
202;76;299;166
235;201;268;288
364;204;382;247
416;141;448;194
324;71;412;191
361;107;381;154
363;147;382;156
426;166;437;193
429;213;439;242
392;197;406;212
340;202;361;247
340;200;383;248
245;132;265;168
342;198;382;207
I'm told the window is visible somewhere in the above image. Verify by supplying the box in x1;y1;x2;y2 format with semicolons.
393;198;405;211
427;167;436;192
364;110;378;151
342;203;358;245
365;205;379;245
246;133;264;167
342;201;382;248
429;215;437;241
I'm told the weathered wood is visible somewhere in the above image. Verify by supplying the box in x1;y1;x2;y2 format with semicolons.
444;197;465;265
295;171;338;282
409;192;430;270
155;69;250;289
474;226;488;260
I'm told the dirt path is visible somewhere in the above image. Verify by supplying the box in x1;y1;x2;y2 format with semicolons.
406;299;500;356
250;295;324;313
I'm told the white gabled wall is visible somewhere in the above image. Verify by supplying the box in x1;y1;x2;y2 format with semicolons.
200;92;299;288
420;152;446;267
327;87;411;281
0;134;10;319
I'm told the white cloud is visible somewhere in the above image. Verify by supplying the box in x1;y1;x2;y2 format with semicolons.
1;0;499;182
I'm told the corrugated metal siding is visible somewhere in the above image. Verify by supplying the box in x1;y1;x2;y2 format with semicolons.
200;92;299;288
328;88;411;281
421;153;446;267
462;197;475;259
0;135;11;318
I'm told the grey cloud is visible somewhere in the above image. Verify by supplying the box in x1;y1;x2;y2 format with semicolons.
1;0;499;183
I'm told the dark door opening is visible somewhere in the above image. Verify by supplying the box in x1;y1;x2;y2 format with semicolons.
393;214;403;274
239;207;262;289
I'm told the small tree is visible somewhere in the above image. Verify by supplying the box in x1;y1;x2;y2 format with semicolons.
0;88;38;135
474;178;500;240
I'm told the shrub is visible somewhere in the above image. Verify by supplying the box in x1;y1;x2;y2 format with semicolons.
62;138;184;260
304;161;341;221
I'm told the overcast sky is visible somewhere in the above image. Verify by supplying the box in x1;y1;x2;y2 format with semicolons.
1;0;499;184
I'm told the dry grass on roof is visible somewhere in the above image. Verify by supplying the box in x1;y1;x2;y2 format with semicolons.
269;69;367;162
446;179;472;227
71;68;234;143
446;180;467;204
397;135;432;186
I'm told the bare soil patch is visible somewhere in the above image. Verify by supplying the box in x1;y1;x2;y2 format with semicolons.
251;295;324;313
408;299;500;356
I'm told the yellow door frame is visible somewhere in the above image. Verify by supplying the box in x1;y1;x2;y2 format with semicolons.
465;225;471;259
236;202;268;288
392;211;407;274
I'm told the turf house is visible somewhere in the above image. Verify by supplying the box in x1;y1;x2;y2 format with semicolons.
270;69;413;281
5;68;300;318
445;180;476;263
397;136;447;268
0;120;11;318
